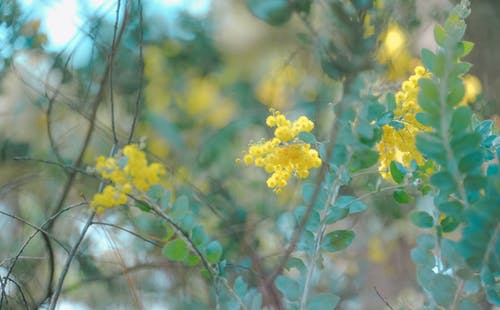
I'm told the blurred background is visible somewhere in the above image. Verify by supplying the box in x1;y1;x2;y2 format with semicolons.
0;0;498;309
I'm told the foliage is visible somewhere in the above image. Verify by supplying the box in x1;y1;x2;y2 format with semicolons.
0;0;498;309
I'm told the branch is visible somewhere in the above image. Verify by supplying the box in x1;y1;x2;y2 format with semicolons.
373;286;394;310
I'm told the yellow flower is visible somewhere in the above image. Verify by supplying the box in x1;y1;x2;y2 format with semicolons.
240;110;322;192
460;74;482;105
377;66;431;179
91;144;167;212
376;22;414;80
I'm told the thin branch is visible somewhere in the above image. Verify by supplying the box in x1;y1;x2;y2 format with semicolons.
373;286;394;310
48;212;95;310
109;0;122;145
128;0;144;144
61;261;172;294
0;210;69;251
92;221;163;248
13;157;94;177
96;215;143;309
0;275;30;309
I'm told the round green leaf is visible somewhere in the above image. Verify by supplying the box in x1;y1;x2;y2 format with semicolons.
163;239;189;261
275;275;299;301
393;189;414;204
390;161;407;184
321;230;355;252
410;211;434;228
205;240;223;264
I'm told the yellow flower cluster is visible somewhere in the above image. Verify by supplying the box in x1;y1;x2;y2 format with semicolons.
241;110;322;192
378;66;431;179
91;144;166;212
376;23;416;80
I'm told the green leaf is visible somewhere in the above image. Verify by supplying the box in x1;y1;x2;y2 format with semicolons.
451;133;481;158
298;131;316;144
475;120;493;136
441;238;464;267
458;151;483;174
349;149;378;171
438;201;464;220
163;239;189;261
185;253;201;266
336;195;367;214
321;230;355;252
451;106;472;135
205;240;223;264
434;24;447;47
307;293;340;310
421;48;435;71
416;133;447;165
393;190;414;204
377;111;393;126
430;171;456;193
191;225;209;248
147;184;164;200
434;51;446;77
458;41;474;58
135;200;151;212
285;256;306;273
410;211;434;228
452;61;472;76
331;144;348;165
411;247;435;266
390;161;406;184
275;275;299;301
164;225;175;241
325;207;349;224
447;77;465;107
440;216;460;233
429;274;457;307
247;0;292;26
419;78;439;102
234;276;248;298
416;111;440;128
172;195;190;219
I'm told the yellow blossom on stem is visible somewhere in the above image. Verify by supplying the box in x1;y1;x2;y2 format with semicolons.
240;110;322;192
91;144;166;212
377;66;431;179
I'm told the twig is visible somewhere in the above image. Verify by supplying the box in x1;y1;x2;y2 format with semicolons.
128;0;144;144
92;221;163;247
13;157;94;177
373;286;394;310
48;212;95;310
109;0;122;145
0;210;68;251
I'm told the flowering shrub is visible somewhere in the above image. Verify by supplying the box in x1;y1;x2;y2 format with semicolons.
1;0;499;309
